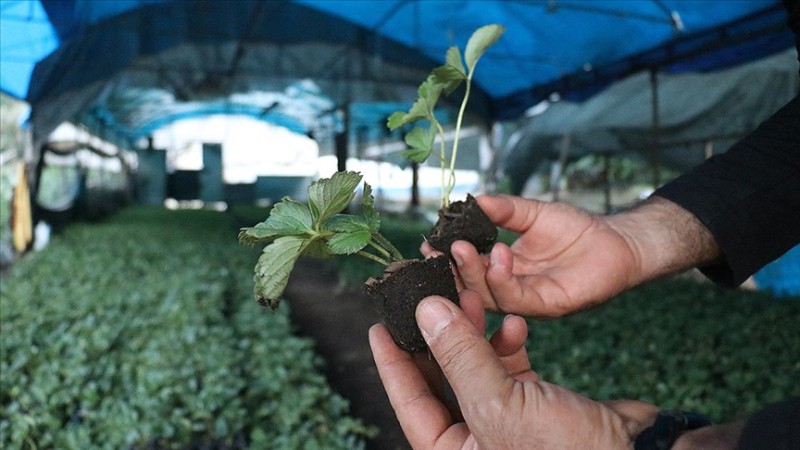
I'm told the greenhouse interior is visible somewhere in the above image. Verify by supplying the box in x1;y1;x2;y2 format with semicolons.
1;1;799;449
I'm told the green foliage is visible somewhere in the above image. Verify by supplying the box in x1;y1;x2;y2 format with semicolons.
566;153;680;188
486;279;800;422
335;213;435;287
0;93;26;155
0;207;373;449
0;163;15;256
239;172;402;309
388;24;505;207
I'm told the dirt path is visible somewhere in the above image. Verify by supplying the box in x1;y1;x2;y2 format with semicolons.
284;258;410;450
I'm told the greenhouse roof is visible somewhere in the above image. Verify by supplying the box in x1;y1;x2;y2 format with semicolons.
0;0;795;149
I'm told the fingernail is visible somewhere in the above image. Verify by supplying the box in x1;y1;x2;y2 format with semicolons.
417;298;453;342
489;246;500;267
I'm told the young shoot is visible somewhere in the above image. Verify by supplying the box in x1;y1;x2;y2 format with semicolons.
386;24;505;208
239;171;403;309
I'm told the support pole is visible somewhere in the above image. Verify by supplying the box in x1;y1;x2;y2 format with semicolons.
410;162;420;208
335;105;349;173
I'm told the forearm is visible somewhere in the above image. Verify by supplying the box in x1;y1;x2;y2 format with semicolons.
605;196;722;288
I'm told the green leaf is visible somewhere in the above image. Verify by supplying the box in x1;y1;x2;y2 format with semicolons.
327;214;372;234
464;24;505;74
387;75;447;131
417;75;444;113
302;238;334;259
401;148;431;164
433;46;466;94
360;183;380;232
326;215;373;255
445;46;466;77
253;235;310;309
402;125;437;163
327;230;372;255
405;125;434;152
307;171;362;226
432;65;465;95
238;198;313;245
387;111;410;130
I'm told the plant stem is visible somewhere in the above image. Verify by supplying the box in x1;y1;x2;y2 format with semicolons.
435;121;449;208
367;239;393;260
373;232;404;261
356;250;391;267
448;74;472;206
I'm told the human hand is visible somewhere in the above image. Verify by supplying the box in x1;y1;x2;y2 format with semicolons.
369;290;659;449
422;195;720;318
422;195;641;318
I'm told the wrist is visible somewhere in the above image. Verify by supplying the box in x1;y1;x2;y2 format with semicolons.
606;196;721;287
633;410;713;450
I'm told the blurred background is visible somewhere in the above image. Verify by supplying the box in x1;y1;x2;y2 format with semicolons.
1;1;798;449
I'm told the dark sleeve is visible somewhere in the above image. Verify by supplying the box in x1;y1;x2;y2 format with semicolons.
736;398;800;450
653;95;800;287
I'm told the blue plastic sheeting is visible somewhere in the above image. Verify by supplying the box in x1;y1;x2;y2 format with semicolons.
0;0;58;99
753;245;800;299
0;0;795;146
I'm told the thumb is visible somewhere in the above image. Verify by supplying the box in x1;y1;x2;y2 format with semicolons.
416;296;514;410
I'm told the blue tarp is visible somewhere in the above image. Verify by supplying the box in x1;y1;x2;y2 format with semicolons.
1;0;795;149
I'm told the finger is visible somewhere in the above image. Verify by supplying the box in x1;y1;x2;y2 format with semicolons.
420;241;444;259
450;241;495;309
369;324;454;449
458;289;486;334
490;315;528;357
484;244;533;310
490;315;538;380
476;195;544;235
416;297;514;413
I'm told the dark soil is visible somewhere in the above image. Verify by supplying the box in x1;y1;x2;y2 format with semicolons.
284;258;412;450
363;255;459;352
427;194;497;255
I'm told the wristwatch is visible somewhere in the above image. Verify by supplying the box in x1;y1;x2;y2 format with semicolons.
634;410;713;450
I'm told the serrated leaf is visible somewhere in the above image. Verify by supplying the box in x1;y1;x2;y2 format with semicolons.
434;46;467;95
327;230;372;255
307;171;362;226
387;75;446;131
238;198;313;245
327;214;372;233
302;238;334;259
432;65;465;95
405;125;434;153
445;46;466;76
401;148;431;164
253;235;310;309
326;215;373;255
464;24;505;74
360;183;380;232
387;111;410;130
418;75;444;113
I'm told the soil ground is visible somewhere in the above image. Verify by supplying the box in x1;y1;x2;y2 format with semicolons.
284;258;410;450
